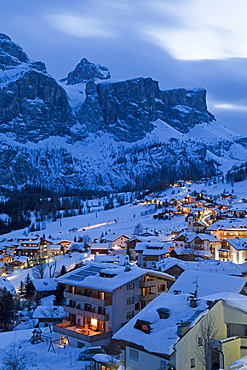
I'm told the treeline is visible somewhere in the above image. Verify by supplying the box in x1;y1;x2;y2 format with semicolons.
0;185;108;235
225;162;247;184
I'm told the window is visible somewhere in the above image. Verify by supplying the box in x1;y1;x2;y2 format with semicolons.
191;358;195;368
127;297;134;305
126;311;134;320
158;284;166;292
127;282;134;290
98;306;106;315
129;348;139;362
134;319;151;334
197;337;202;346
84;303;92;311
135;302;140;311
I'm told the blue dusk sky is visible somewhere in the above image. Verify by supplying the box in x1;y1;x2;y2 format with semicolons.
1;0;246;134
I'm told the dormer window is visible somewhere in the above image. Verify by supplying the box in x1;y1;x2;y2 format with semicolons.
157;308;170;319
134;319;152;334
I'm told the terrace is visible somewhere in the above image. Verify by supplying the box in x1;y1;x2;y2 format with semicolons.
54;321;112;343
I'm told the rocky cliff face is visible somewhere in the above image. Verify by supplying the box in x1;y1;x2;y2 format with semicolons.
0;34;244;192
0;34;76;143
76;77;214;142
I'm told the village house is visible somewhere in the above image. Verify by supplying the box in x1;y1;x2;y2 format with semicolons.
10;256;29;269
156;257;243;279
135;242;173;269
214;237;247;264
100;234;130;250
113;291;247;370
31;278;57;300
172;232;219;259
33;305;66;328
54;261;175;348
207;218;247;240
169;270;247;297
16;238;40;265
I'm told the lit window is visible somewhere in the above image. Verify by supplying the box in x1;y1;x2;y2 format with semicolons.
91;318;97;328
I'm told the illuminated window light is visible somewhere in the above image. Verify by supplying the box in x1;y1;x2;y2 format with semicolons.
91;318;97;327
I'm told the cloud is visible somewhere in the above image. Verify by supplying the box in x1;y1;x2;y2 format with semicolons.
214;104;247;112
141;0;247;60
45;13;113;38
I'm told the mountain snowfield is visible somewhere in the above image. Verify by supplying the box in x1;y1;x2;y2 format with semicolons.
0;33;247;192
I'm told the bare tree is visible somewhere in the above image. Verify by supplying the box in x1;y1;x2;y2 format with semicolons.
32;258;47;279
0;341;37;370
47;257;58;278
196;312;218;370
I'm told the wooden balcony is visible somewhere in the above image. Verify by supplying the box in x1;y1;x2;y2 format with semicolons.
65;292;112;306
65;305;109;321
53;321;112;343
139;293;156;302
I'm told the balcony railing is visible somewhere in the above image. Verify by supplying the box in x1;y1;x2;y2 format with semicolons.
139;280;156;288
65;292;112;306
65;305;109;321
54;322;112;342
139;293;156;302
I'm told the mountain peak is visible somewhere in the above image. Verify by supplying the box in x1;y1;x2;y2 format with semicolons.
61;57;111;85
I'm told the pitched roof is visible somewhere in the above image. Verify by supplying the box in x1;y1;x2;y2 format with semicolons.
31;278;57;291
57;262;175;291
169;270;247;296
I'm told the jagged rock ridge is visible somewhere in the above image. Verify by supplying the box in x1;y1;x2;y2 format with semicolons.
61;57;111;85
0;34;246;192
76;78;214;141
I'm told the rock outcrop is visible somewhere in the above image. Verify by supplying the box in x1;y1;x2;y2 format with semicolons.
61;58;111;85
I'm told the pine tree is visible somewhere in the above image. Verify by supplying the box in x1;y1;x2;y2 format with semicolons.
24;273;35;309
53;283;65;306
59;265;67;276
0;288;14;330
18;281;25;296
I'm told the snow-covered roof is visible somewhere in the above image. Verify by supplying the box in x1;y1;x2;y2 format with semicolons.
169;270;247;297
93;254;126;264
91;243;109;250
31;278;57;291
113;292;247;356
225;237;247;251
12;256;29;263
0;277;15;294
113;292;208;355
142;246;170;256
57;262;175;292
157;257;242;276
16;245;39;250
174;232;219;242
208;218;247;231
33;305;65;319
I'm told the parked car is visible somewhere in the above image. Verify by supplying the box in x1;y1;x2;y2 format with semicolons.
78;347;104;361
103;341;122;355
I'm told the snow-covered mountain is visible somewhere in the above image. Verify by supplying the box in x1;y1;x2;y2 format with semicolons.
0;33;247;192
